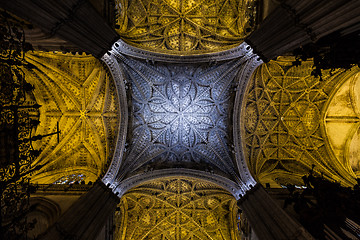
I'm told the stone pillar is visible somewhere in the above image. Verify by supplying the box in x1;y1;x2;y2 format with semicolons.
0;0;119;58
40;181;119;240
247;0;360;61
238;184;314;240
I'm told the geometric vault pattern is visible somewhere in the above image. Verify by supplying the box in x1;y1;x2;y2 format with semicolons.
242;57;357;187
117;56;243;180
115;178;237;240
115;0;257;54
23;52;119;184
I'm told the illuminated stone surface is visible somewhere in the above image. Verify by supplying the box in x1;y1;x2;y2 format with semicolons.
119;56;243;179
115;178;238;240
115;0;257;54
242;56;358;186
23;52;119;184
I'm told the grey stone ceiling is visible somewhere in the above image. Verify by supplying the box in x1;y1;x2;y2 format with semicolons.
116;56;244;181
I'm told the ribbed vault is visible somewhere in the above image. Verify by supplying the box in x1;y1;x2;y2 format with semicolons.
115;177;238;240
23;52;119;184
115;0;257;54
114;54;244;183
241;56;359;187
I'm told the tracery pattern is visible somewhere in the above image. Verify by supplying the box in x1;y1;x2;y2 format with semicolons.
242;57;357;186
118;56;241;179
22;52;119;184
115;0;257;54
115;178;238;240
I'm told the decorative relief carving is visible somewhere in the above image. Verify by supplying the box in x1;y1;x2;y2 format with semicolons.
241;57;357;186
116;55;243;181
115;177;238;240
113;168;244;199
22;52;119;184
232;50;262;186
115;0;257;54
101;53;129;186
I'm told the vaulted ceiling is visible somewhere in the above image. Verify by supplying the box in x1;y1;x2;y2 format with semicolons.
24;52;119;184
116;56;243;182
115;177;238;240
242;56;359;187
115;0;257;54
21;0;359;191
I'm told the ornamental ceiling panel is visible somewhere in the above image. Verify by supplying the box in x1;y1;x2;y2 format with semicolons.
115;177;238;240
241;57;358;187
22;52;119;184
115;0;257;54
117;56;242;181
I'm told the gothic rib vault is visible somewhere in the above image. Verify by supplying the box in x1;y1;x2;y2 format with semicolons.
115;177;239;240
241;57;360;187
23;0;360;194
24;52;120;184
115;0;257;54
13;1;360;239
102;41;260;197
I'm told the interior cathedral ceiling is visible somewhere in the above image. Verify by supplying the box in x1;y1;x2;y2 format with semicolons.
242;57;360;187
115;177;238;240
115;0;257;54
25;52;120;184
25;0;360;193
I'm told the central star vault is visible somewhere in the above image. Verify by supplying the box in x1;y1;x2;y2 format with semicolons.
119;56;243;180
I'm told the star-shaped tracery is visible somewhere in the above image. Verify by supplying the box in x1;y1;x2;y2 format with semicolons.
118;56;242;179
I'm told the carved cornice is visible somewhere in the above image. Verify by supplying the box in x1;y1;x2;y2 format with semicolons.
111;39;251;63
112;168;246;199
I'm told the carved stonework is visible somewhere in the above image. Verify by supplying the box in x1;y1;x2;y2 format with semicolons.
241;56;358;186
102;41;259;192
115;0;257;54
23;52;120;184
115;177;238;240
116;55;243;181
114;168;245;198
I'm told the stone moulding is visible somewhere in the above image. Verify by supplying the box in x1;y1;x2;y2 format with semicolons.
233;46;263;187
111;39;251;63
101;52;129;186
113;168;246;200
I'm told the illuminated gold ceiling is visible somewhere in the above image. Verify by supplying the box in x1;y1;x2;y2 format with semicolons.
23;52;119;184
115;0;257;54
115;178;238;240
241;56;359;187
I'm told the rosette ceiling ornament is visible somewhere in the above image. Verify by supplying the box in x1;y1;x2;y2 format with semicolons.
115;0;257;54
